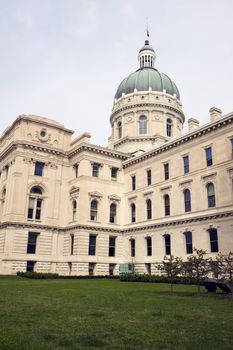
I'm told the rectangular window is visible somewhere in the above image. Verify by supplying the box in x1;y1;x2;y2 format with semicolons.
205;147;213;166
89;263;95;276
5;165;9;179
27;232;39;254
34;162;44;176
27;198;35;219
231;138;233;159
92;163;100;177
109;236;116;257
130;239;135;257
164;235;171;255
89;235;96;256
184;231;193;254
147;169;152;186
26;261;35;272
209;229;219;252
164;163;169;180
183;155;189;174
111;167;118;181
146;237;152;256
132;175;136;191
70;234;74;255
35;199;42;220
74;164;79;178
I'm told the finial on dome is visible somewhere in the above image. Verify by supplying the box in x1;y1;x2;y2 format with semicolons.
145;18;150;45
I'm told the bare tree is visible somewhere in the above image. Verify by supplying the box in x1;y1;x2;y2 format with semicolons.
157;255;183;293
184;249;210;295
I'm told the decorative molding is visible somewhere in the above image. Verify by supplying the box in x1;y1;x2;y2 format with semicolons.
88;191;103;199
108;194;121;202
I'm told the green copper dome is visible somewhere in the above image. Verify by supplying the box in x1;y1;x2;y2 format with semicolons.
115;67;180;100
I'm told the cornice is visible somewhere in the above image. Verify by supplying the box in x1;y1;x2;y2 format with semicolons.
110;102;185;123
68;143;130;160
1;210;232;234
122;113;233;169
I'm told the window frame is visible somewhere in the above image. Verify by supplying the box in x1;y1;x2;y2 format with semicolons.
146;236;152;256
92;163;100;177
207;183;216;208
184;189;191;212
146;199;152;220
131;175;136;191
164;234;171;255
34;161;45;177
131;203;136;223
88;235;97;256
183;155;189;174
139;115;147;135
184;231;193;254
109;202;117;223
208;228;219;253
164;163;169;180
109;236;116;257
205;147;213;167
147;169;152;186
27;232;39;254
130;238;135;257
90;199;98;221
164;194;170;216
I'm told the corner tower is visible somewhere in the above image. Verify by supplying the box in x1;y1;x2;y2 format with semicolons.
108;35;185;154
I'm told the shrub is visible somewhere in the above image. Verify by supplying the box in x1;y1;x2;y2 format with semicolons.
16;271;119;279
119;273;197;285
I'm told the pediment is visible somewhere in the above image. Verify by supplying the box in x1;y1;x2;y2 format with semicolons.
108;194;121;202
88;191;102;198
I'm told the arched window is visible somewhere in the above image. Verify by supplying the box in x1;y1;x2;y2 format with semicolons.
146;199;152;220
207;183;216;208
184;189;191;212
72;200;77;221
28;186;43;220
90;200;98;221
109;203;117;223
131;203;136;223
118;121;122;139
139;115;147;134
164;194;170;216
166;118;172;137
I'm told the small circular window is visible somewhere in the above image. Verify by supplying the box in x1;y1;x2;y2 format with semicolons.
40;130;46;138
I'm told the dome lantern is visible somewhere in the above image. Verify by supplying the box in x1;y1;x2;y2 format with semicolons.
138;33;156;68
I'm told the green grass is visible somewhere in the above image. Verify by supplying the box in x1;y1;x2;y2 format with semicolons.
0;276;232;350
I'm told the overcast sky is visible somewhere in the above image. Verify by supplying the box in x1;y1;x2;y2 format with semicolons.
0;0;233;146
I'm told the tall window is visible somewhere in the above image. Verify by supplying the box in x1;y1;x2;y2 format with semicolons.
74;164;79;178
27;186;43;220
205;147;213;166
89;235;96;255
34;162;44;176
70;234;74;255
118;121;122;139
109;236;116;257
207;183;216;208
146;236;152;256
72;200;77;221
164;194;170;216
131;203;136;223
92;163;100;177
183;155;189;174
109;203;117;223
26;261;35;272
139;116;147;134
208;228;219;252
231;138;233;156
164;163;169;180
146;199;152;220
90;200;98;221
132;175;136;191
147;169;152;186
130;239;135;257
111;167;118;181
5;165;9;179
184;231;193;254
184;189;191;212
164;234;171;255
166;118;172;137
27;232;39;254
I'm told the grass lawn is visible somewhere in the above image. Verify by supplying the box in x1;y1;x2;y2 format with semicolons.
0;276;232;350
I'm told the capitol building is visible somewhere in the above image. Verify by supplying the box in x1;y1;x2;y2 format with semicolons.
0;37;233;275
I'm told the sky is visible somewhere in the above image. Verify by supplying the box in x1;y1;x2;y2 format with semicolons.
0;0;233;146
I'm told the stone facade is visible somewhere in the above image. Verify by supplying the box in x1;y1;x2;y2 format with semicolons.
0;40;233;275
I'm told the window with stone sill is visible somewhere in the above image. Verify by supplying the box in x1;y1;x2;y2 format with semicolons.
130;238;135;257
90;199;98;221
164;234;171;255
27;232;39;254
34;162;45;176
205;147;213;167
109;203;117;223
27;186;43;221
207;183;216;208
131;203;136;223
146;199;152;220
184;189;191;212
208;228;219;253
184;231;193;254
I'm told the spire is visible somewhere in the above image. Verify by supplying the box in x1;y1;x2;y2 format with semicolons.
145;18;149;45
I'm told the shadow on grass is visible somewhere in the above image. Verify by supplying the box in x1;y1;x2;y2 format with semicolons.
59;335;106;348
